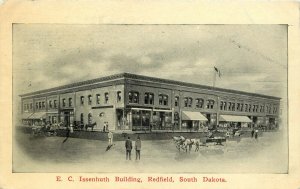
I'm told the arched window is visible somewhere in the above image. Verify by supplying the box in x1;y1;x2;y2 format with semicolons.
174;96;179;107
129;91;139;104
144;92;154;105
69;98;73;107
196;98;204;108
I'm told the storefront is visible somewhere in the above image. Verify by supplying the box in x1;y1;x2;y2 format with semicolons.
46;112;58;124
219;115;252;128
181;111;208;131
22;112;34;126
152;109;172;131
29;112;47;126
131;109;151;131
60;109;74;127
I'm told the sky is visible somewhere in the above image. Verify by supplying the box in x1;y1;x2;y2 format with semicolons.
13;24;287;99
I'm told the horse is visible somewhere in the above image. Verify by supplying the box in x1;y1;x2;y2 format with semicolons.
85;122;97;131
172;136;186;151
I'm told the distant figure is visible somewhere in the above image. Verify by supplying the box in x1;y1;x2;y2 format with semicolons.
106;122;109;132
225;131;230;138
108;131;113;146
103;122;106;132
135;136;142;160
125;137;133;160
62;126;70;143
255;130;258;140
251;129;255;138
195;140;200;152
208;131;214;138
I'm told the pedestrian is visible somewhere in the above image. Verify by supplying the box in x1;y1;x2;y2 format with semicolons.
225;131;230;138
63;125;70;143
251;129;255;138
125;136;132;160
106;122;109;132
135;136;141;160
255;130;258;140
103;122;106;132
108;131;113;146
195;140;200;152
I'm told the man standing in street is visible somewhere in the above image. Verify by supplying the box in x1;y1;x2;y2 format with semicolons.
251;128;255;138
135;136;142;160
108;131;113;146
125;137;132;160
255;129;259;140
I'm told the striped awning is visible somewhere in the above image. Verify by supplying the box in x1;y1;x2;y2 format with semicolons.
182;111;208;121
28;112;47;119
219;115;252;123
22;112;33;119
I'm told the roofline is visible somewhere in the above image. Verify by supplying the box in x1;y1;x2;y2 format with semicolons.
20;72;281;100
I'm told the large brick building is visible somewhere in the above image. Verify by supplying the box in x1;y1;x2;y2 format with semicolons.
20;73;280;132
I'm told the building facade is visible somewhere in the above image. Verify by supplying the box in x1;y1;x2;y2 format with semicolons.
20;73;280;132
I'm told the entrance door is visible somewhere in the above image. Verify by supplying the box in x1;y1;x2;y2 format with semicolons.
159;112;165;130
64;112;70;127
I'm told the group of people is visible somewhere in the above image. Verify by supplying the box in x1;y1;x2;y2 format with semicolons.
125;136;141;160
103;122;109;132
107;131;142;160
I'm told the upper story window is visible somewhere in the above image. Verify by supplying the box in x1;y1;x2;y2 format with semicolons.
69;98;73;107
232;103;235;111
174;96;179;107
62;99;66;107
260;105;263;112
96;94;101;104
184;97;193;108
80;96;84;105
88;95;92;105
42;101;45;109
240;104;243;112
144;92;154;105
54;100;57;108
206;100;215;109
35;102;38;109
223;102;227;111
184;98;188;107
39;102;42;109
237;103;240;111
24;104;27;111
104;92;109;104
196;98;204;109
220;101;223;110
129;91;139;104
249;104;252;112
158;94;168;106
188;97;193;107
228;102;232;111
30;103;33;110
117;91;122;102
49;100;52;108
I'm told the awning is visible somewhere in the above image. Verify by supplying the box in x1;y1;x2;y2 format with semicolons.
46;111;58;114
22;112;33;119
182;111;208;121
219;115;252;123
28;112;47;119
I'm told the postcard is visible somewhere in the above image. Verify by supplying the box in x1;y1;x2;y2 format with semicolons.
0;1;299;189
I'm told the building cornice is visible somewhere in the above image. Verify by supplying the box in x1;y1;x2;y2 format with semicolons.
20;72;281;100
